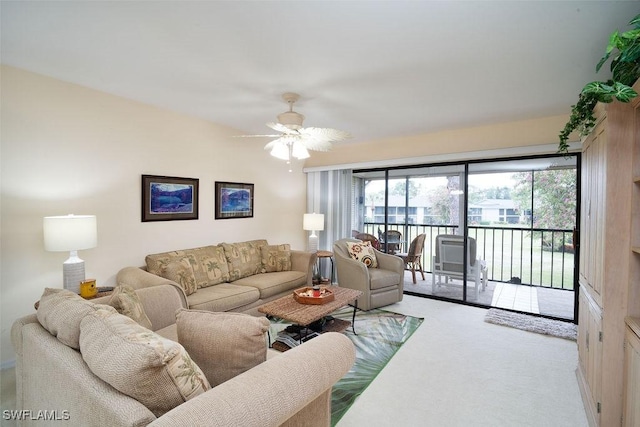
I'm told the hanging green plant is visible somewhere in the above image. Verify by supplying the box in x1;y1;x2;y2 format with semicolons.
558;14;640;154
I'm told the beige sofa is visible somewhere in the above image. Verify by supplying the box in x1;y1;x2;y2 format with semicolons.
117;239;316;315
12;284;356;427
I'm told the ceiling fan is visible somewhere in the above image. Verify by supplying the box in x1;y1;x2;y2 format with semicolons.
238;92;350;168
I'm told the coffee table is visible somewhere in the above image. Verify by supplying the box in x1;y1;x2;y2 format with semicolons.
258;287;363;340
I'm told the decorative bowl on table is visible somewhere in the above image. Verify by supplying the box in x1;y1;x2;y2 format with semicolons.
293;286;335;305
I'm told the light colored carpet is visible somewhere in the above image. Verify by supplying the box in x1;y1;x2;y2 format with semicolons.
337;295;587;427
1;295;588;427
268;307;423;426
485;308;577;341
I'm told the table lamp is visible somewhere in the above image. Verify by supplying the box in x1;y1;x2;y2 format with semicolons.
43;214;97;294
303;213;324;252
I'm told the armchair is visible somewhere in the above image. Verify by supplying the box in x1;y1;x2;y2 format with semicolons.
431;234;488;300
333;238;404;311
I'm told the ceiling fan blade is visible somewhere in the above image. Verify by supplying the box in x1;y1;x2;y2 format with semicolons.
234;134;282;138
266;122;298;134
298;127;351;143
299;137;333;152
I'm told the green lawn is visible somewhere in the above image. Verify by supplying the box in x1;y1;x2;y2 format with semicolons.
406;226;576;290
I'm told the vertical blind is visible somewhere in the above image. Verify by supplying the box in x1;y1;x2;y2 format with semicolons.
306;169;353;256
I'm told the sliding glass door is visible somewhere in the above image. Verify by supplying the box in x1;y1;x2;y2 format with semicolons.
355;165;467;301
352;154;579;321
467;157;577;319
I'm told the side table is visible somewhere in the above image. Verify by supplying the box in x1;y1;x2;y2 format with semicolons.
316;250;334;284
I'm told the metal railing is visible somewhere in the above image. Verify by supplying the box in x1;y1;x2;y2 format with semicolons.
362;223;575;290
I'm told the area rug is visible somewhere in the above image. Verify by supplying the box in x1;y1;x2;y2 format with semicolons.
484;308;577;341
268;307;423;426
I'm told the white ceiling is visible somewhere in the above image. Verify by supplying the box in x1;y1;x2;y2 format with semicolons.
2;1;639;144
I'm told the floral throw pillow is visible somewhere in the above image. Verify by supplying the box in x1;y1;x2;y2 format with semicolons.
346;241;378;268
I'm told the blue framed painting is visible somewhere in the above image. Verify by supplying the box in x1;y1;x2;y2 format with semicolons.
215;181;254;219
142;175;199;222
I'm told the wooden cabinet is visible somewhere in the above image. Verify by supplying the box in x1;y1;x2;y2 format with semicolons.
577;79;639;427
578;290;603;424
579;115;606;307
624;318;640;427
625;88;640;427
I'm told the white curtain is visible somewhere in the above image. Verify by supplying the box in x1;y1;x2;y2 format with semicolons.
306;169;353;258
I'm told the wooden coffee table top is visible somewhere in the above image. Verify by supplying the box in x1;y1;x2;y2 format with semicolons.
258;287;362;326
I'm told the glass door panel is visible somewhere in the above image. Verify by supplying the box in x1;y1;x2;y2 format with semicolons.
353;154;578;321
467;157;577;320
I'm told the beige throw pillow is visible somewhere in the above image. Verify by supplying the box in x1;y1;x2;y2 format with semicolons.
109;285;153;330
195;245;230;287
221;241;265;281
161;259;198;295
80;308;210;417
261;244;292;273
36;288;117;349
175;308;270;387
146;250;207;288
346;241;378;268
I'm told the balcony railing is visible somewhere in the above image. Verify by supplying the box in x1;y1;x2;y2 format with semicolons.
362;223;575;290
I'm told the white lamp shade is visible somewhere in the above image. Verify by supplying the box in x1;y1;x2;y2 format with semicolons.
303;213;324;231
44;215;97;252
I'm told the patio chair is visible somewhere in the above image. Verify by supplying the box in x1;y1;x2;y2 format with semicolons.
396;233;426;284
378;229;403;254
334;238;404;311
432;234;487;300
354;233;381;250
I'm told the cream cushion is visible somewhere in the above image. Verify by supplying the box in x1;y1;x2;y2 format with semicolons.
36;287;117;350
261;244;292;273
80;308;210;417
346;241;378;268
175;308;270;387
109;284;153;329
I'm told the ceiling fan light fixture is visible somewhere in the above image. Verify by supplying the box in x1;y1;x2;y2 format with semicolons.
269;143;290;160
292;142;310;160
239;92;350;171
277;111;304;130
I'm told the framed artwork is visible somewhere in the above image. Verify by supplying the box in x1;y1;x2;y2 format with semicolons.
215;181;254;219
141;175;199;222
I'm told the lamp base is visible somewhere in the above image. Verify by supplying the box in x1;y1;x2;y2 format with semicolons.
308;235;319;253
63;252;85;294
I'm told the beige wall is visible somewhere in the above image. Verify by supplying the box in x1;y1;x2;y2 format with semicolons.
0;66;307;366
305;115;572;168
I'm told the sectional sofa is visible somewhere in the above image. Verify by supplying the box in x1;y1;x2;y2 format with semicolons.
116;239;316;314
12;283;355;426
